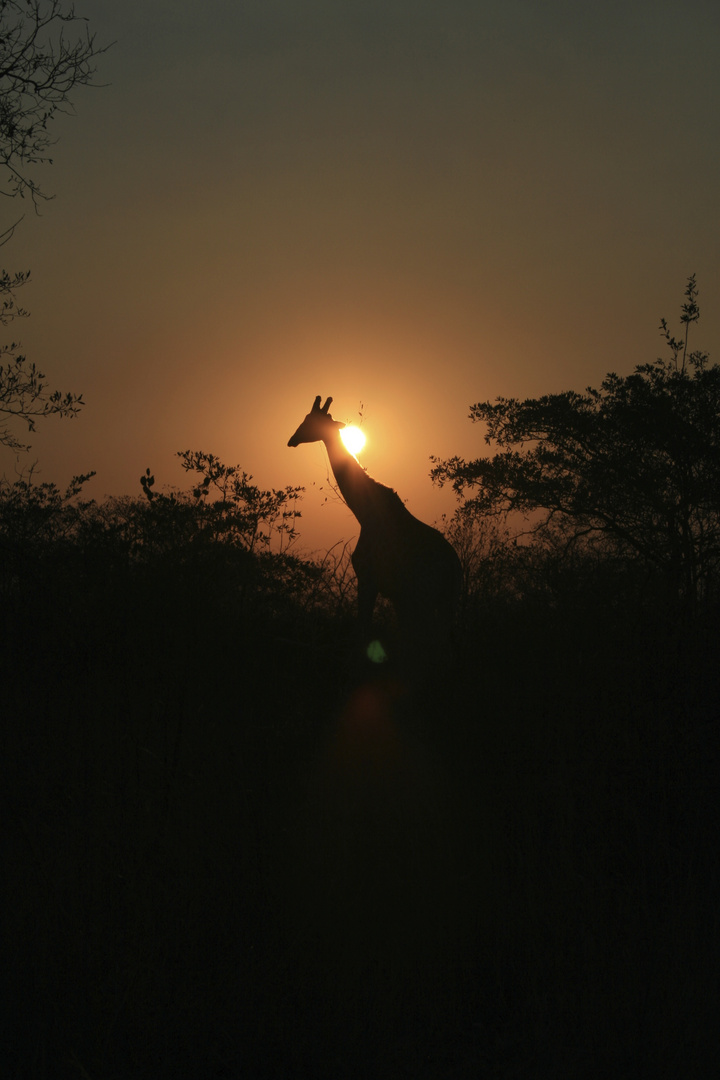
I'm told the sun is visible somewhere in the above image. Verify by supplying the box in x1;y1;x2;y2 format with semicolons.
340;424;366;455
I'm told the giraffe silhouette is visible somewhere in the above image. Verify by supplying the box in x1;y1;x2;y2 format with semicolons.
288;396;462;650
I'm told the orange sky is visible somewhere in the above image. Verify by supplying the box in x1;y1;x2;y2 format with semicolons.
3;0;720;553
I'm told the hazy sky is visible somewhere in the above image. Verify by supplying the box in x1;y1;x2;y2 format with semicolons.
4;0;720;551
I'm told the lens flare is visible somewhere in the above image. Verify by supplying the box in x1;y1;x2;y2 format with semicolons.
340;425;366;455
366;639;387;663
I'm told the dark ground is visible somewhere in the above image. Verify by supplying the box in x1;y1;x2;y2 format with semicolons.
4;571;720;1079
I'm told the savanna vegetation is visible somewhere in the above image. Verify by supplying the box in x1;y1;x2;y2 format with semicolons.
3;5;716;1077
0;0;105;452
4;279;720;1078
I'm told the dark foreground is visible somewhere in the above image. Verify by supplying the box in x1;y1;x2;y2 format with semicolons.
4;577;720;1079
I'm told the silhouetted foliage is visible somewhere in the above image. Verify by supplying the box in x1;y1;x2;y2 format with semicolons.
0;2;107;451
433;276;720;610
0;0;108;204
0;451;365;630
0;343;85;450
0;464;93;575
175;448;304;554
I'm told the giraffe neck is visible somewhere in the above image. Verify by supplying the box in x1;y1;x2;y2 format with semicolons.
323;430;376;524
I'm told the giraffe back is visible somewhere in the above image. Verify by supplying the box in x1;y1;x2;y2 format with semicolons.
352;482;462;628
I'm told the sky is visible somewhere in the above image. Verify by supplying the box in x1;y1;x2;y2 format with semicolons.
3;0;720;553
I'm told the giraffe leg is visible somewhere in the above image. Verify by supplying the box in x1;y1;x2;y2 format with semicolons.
352;536;378;641
357;576;378;641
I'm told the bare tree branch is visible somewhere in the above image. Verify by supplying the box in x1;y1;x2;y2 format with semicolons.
0;0;110;205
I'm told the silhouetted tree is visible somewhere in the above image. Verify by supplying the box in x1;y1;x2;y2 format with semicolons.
0;465;94;595
0;342;85;450
0;0;107;204
432;277;720;608
171;450;304;554
0;1;106;452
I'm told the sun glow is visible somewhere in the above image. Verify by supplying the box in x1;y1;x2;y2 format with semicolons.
340;425;366;455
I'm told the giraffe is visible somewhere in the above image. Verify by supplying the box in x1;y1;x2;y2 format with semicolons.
287;396;462;647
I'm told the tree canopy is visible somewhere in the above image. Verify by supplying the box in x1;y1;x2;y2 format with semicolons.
431;277;720;607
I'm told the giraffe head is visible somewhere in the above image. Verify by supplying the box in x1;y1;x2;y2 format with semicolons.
287;395;344;447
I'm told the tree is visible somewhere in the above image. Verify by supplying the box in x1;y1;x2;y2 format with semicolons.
142;451;305;555
0;0;107;205
0;1;106;451
431;277;720;608
0;246;84;451
0;340;84;450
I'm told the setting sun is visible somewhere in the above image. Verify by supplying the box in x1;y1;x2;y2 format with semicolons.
340;425;366;455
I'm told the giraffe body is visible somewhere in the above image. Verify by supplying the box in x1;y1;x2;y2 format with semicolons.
288;396;462;641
